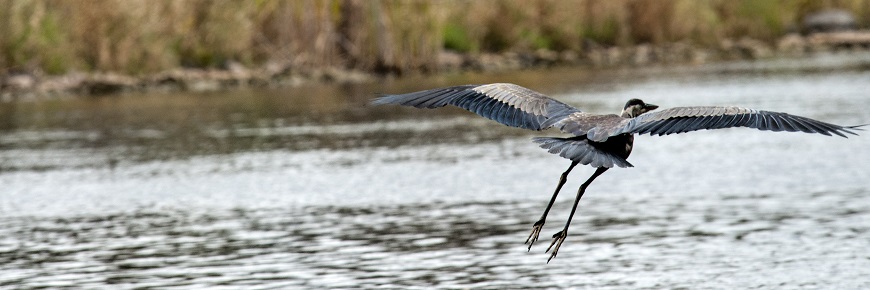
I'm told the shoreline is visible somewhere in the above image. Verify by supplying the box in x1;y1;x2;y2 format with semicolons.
2;32;869;101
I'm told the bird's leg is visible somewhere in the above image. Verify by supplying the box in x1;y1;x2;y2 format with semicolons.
526;161;579;250
546;167;608;263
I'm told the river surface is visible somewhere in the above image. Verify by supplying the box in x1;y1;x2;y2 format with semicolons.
1;53;870;289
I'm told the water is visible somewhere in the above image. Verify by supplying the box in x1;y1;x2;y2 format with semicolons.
2;53;870;289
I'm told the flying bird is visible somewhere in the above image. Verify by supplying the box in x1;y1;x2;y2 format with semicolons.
372;83;863;262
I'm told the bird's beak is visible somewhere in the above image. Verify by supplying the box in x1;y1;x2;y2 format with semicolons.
645;103;659;110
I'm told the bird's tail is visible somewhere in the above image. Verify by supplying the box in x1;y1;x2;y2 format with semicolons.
532;137;633;168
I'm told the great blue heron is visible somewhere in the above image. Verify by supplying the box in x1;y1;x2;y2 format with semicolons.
372;83;863;262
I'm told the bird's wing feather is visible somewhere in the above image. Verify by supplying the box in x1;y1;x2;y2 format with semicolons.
610;106;862;138
532;137;633;168
552;113;628;141
372;83;581;131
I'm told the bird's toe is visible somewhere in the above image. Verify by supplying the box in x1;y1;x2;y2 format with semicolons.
546;230;568;263
525;219;546;250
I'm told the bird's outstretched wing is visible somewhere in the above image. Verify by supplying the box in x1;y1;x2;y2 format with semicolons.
372;83;581;131
606;106;863;139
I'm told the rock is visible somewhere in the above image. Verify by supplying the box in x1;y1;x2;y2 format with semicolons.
777;33;807;54
307;67;373;84
80;73;139;95
689;49;712;65
263;61;293;77
722;38;773;59
802;9;857;34
37;73;86;95
534;48;559;65
223;60;248;74
339;70;374;84
559;50;579;63
2;74;36;90
668;42;696;63
808;31;870;49
186;79;222;92
631;44;652;65
584;47;622;67
223;61;252;86
584;48;605;66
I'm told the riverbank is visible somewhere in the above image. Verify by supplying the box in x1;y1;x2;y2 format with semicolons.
2;31;870;101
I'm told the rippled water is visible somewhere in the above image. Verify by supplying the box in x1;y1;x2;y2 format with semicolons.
2;53;870;289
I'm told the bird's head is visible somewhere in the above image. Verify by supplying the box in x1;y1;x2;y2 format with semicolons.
622;98;659;118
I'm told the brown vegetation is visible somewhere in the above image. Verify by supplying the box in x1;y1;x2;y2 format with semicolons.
1;0;868;77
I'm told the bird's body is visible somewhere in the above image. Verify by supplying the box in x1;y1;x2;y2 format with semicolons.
372;83;863;262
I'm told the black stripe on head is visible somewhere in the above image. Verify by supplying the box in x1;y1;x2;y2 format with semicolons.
624;98;645;110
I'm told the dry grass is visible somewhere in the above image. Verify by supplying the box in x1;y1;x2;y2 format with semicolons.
1;0;868;75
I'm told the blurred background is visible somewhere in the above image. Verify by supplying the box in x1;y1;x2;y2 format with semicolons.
1;0;869;88
1;0;870;289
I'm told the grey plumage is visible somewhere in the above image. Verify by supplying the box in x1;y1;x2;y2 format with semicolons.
613;106;859;138
533;136;634;168
372;83;580;131
554;106;859;142
373;82;864;262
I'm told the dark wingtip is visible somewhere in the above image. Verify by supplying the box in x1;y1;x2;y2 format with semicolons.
834;124;866;138
846;124;867;131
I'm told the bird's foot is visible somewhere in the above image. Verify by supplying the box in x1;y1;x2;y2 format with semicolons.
525;219;546;251
546;230;568;263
